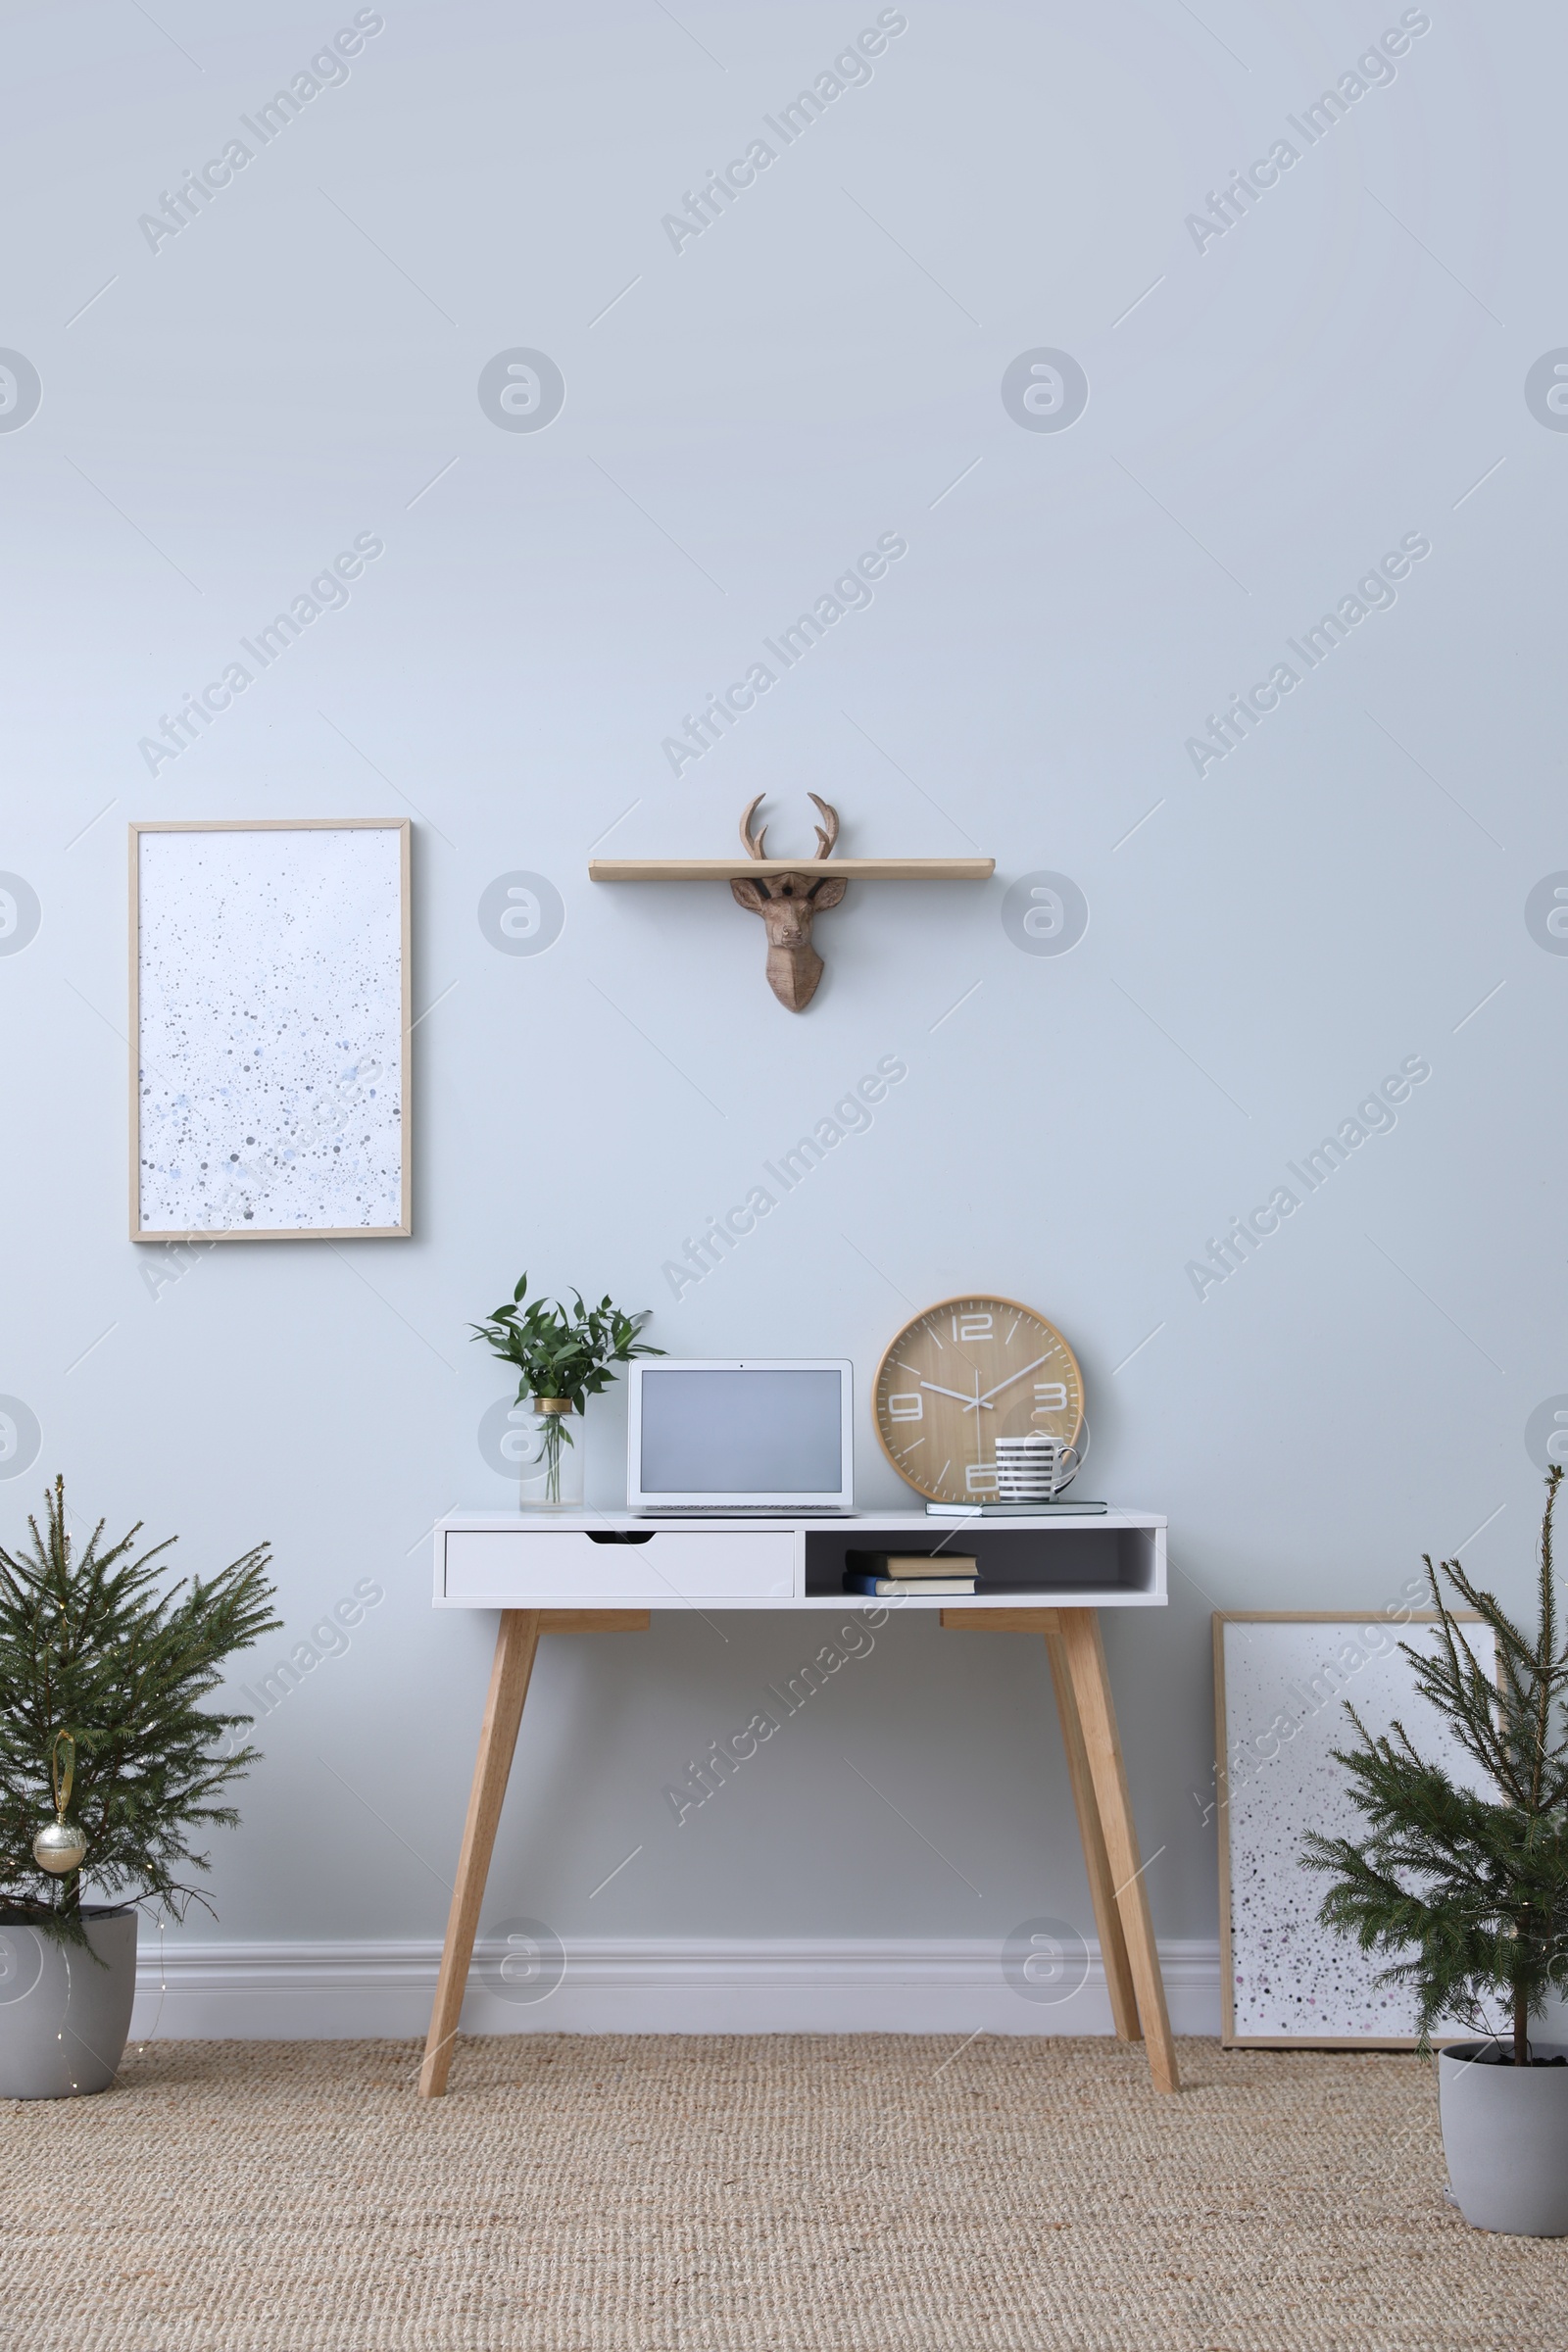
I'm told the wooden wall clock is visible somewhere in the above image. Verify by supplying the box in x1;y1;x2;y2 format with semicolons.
872;1295;1086;1505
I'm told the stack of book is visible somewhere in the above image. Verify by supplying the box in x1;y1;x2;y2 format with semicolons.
843;1550;978;1597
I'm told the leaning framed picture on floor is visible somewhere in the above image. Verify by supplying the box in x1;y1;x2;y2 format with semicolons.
1213;1610;1494;2048
129;817;412;1242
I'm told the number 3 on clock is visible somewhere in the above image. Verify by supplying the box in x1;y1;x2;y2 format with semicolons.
1033;1382;1067;1414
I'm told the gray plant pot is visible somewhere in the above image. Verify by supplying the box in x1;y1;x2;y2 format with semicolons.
0;1905;138;2100
1438;2040;1568;2235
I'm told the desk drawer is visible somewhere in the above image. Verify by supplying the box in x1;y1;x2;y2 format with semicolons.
442;1529;797;1604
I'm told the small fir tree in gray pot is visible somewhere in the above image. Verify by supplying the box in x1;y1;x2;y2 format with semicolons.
0;1477;278;2098
1301;1468;1568;2233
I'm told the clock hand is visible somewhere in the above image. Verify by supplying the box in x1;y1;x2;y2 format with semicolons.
963;1353;1053;1411
919;1380;995;1409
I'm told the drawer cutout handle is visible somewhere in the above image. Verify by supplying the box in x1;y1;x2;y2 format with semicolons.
586;1530;656;1545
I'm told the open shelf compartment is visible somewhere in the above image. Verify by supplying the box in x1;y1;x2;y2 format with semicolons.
803;1520;1163;1604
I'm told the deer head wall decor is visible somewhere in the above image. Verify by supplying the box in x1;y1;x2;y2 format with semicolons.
729;794;848;1012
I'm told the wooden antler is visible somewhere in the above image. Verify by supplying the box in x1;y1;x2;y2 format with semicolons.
809;795;839;858
740;794;769;861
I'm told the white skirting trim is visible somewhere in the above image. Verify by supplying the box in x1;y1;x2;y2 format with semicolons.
129;1936;1222;2041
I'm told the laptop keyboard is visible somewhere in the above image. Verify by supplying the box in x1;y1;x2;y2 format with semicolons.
636;1505;853;1517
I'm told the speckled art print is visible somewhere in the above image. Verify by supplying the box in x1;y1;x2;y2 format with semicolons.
131;820;411;1239
1215;1612;1495;2046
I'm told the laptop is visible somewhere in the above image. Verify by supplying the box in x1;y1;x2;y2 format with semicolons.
628;1360;854;1516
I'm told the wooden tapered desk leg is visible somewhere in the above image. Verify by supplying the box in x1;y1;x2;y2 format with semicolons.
1054;1608;1179;2094
942;1606;1178;2093
418;1610;647;2099
418;1609;541;2098
1041;1618;1141;2044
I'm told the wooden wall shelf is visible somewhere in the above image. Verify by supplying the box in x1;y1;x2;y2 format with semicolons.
589;797;995;1010
588;857;995;881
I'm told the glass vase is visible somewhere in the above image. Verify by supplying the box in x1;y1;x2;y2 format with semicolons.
514;1397;583;1510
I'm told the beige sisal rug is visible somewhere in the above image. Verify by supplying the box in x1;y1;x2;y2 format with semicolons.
2;2035;1564;2350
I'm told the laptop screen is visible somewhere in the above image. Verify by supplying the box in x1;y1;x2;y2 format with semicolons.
636;1366;846;1497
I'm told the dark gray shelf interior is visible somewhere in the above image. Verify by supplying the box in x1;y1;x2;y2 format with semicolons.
804;1525;1156;1597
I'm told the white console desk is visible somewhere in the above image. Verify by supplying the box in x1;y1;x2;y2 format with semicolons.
419;1508;1177;2097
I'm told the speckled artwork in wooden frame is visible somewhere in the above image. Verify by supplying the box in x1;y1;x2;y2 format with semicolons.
1214;1609;1494;2049
129;818;412;1242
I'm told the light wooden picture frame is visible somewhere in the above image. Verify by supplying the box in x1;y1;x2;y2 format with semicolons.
129;818;412;1242
1213;1609;1494;2048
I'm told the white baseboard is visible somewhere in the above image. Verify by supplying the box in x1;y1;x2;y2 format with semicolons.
129;1936;1222;2041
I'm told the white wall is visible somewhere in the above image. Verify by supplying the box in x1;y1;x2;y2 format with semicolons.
2;1;1561;2036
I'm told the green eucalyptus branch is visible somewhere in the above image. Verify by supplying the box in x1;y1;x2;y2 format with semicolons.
469;1273;662;1417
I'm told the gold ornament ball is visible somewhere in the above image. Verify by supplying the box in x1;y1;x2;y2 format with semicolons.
33;1818;86;1875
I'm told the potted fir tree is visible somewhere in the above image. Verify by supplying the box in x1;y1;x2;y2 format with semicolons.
471;1275;661;1507
0;1478;277;2100
1302;1467;1568;2234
